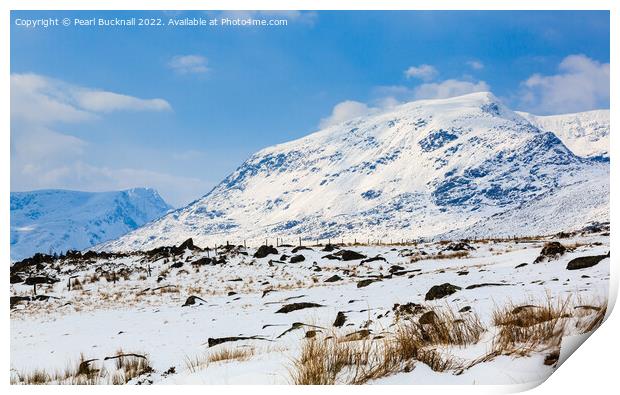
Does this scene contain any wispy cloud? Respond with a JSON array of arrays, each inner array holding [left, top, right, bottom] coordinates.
[[9, 73, 199, 206], [11, 73, 171, 124], [168, 55, 209, 74], [319, 100, 378, 128], [518, 54, 609, 114], [412, 79, 490, 100], [404, 64, 438, 81], [467, 60, 484, 70]]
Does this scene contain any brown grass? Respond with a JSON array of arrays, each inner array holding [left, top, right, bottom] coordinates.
[[10, 351, 152, 385], [491, 297, 571, 356], [112, 349, 154, 384], [207, 346, 255, 363], [290, 305, 482, 384], [410, 251, 470, 263]]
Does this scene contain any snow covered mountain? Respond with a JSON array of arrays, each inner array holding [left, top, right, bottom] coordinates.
[[10, 188, 172, 261], [101, 92, 609, 252], [518, 110, 609, 159]]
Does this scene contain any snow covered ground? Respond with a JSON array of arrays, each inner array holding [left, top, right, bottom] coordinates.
[[10, 227, 610, 385]]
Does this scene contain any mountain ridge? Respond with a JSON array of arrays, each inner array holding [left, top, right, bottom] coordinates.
[[99, 92, 609, 251], [10, 187, 172, 261]]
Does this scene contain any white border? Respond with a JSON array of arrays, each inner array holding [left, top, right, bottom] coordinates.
[[1, 2, 616, 395]]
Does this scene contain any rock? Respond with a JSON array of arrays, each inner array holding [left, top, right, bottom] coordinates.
[[322, 254, 341, 260], [393, 302, 425, 317], [279, 254, 289, 261], [534, 242, 566, 263], [345, 329, 370, 340], [322, 244, 338, 252], [457, 270, 469, 276], [442, 241, 475, 251], [227, 291, 237, 296], [289, 255, 306, 263], [170, 261, 184, 269], [544, 351, 560, 366], [10, 296, 31, 308], [292, 246, 313, 253], [207, 335, 267, 347], [276, 302, 323, 313], [182, 295, 207, 307], [465, 283, 509, 290], [357, 279, 381, 288], [425, 283, 461, 301], [388, 265, 405, 273], [10, 274, 23, 284], [340, 250, 367, 261], [324, 275, 342, 283], [459, 306, 471, 313], [24, 276, 59, 285], [419, 311, 438, 325], [254, 245, 278, 259], [178, 238, 197, 251], [566, 254, 609, 270], [515, 263, 528, 269], [333, 311, 347, 327], [191, 257, 212, 266], [362, 256, 387, 264]]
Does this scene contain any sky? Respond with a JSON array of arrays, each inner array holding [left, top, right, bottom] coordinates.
[[10, 10, 610, 207]]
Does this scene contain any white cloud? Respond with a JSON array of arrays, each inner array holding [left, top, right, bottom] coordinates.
[[9, 73, 201, 205], [74, 90, 171, 112], [467, 60, 484, 70], [404, 64, 438, 81], [11, 73, 172, 124], [322, 76, 491, 127], [413, 79, 490, 100], [319, 100, 377, 128], [11, 74, 95, 125], [519, 54, 609, 114], [168, 55, 209, 74]]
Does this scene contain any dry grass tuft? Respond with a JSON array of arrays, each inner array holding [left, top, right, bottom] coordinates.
[[491, 297, 571, 356], [207, 346, 255, 363], [111, 349, 154, 384], [10, 351, 152, 385], [291, 305, 480, 384]]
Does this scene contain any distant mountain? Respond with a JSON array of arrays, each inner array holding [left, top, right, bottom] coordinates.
[[100, 92, 609, 252], [10, 188, 172, 261], [518, 110, 609, 159]]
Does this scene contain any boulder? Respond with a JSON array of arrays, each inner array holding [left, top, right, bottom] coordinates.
[[534, 242, 566, 263], [340, 250, 367, 261], [324, 275, 342, 283], [254, 245, 278, 259], [425, 283, 461, 301], [566, 254, 609, 270], [182, 295, 207, 307], [357, 279, 380, 288], [442, 242, 474, 251], [289, 255, 306, 263], [276, 302, 323, 314], [333, 311, 347, 327], [292, 246, 313, 253]]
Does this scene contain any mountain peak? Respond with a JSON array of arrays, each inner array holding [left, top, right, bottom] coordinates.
[[100, 94, 608, 252]]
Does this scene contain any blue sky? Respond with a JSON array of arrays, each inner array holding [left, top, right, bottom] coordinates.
[[10, 10, 610, 206]]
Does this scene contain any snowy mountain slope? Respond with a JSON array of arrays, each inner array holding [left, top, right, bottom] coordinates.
[[517, 110, 609, 159], [10, 188, 172, 261], [101, 92, 609, 252]]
